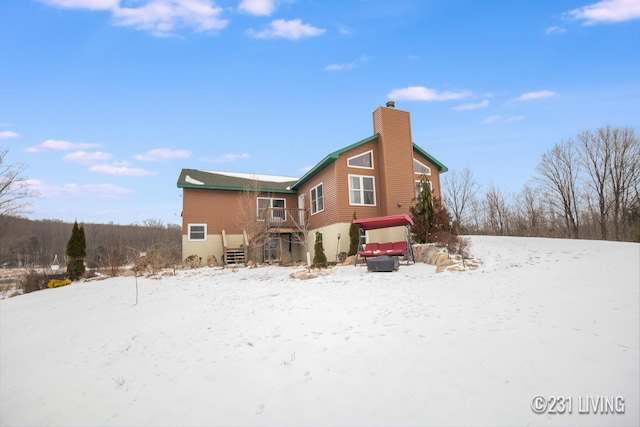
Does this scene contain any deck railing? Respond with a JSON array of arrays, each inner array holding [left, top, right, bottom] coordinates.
[[244, 207, 309, 242]]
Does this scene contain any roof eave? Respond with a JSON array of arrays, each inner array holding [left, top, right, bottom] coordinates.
[[412, 143, 448, 173], [177, 183, 297, 194]]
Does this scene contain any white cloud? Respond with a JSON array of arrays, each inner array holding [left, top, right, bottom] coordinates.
[[201, 153, 250, 163], [248, 19, 326, 40], [0, 131, 20, 139], [26, 139, 100, 153], [514, 90, 557, 101], [453, 100, 489, 111], [112, 0, 229, 36], [239, 0, 276, 16], [63, 151, 112, 164], [388, 86, 471, 102], [568, 0, 640, 24], [546, 25, 567, 35], [25, 179, 134, 198], [482, 115, 524, 125], [134, 148, 191, 162], [325, 55, 370, 71], [89, 164, 155, 176], [37, 0, 117, 9]]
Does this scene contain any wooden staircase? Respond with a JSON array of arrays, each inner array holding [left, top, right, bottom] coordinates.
[[224, 248, 246, 265], [221, 229, 247, 266]]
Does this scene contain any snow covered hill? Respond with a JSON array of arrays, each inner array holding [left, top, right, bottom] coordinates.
[[1, 236, 638, 426]]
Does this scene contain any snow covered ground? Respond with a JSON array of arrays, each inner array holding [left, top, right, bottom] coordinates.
[[1, 236, 638, 426]]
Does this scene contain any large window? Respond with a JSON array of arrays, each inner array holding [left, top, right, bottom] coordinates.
[[349, 175, 376, 206], [188, 224, 207, 241], [310, 183, 324, 215], [414, 158, 431, 175], [257, 198, 286, 221], [347, 150, 374, 169]]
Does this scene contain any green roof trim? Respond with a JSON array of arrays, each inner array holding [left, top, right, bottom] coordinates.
[[290, 134, 380, 190], [177, 135, 447, 194], [413, 143, 448, 173]]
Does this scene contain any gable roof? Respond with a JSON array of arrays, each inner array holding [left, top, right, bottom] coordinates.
[[290, 134, 448, 190], [412, 143, 449, 173], [177, 169, 298, 194], [290, 134, 380, 190], [177, 136, 447, 193]]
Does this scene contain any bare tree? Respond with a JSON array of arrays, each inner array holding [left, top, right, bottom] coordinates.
[[576, 128, 613, 239], [235, 179, 266, 265], [0, 148, 38, 217], [442, 167, 479, 232], [485, 183, 512, 236], [514, 185, 546, 237], [607, 126, 640, 240], [536, 140, 582, 238]]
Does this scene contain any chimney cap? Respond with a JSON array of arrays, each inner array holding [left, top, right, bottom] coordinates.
[[386, 101, 395, 108]]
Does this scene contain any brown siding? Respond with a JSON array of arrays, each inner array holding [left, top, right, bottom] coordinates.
[[297, 163, 338, 231], [334, 139, 382, 223], [374, 107, 416, 216], [181, 188, 298, 235]]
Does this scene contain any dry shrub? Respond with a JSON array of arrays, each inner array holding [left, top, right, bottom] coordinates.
[[430, 231, 471, 257], [20, 269, 48, 294]]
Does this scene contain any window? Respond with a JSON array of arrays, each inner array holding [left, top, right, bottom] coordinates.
[[257, 198, 286, 221], [188, 224, 207, 241], [347, 150, 374, 169], [310, 183, 324, 215], [414, 158, 431, 175], [349, 175, 376, 206]]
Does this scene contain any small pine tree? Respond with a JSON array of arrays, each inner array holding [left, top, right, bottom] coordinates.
[[410, 175, 435, 243], [313, 231, 327, 268], [348, 212, 359, 256], [66, 220, 86, 280]]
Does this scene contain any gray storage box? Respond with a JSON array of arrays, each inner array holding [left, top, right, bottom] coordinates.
[[366, 255, 399, 272]]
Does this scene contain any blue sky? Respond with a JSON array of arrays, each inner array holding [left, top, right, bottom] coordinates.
[[1, 0, 639, 226]]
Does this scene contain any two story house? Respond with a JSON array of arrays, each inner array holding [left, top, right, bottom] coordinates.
[[176, 103, 447, 265]]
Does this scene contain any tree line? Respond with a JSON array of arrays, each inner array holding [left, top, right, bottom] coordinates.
[[0, 215, 181, 271], [442, 126, 640, 242]]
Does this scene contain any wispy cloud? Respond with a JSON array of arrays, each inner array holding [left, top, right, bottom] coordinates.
[[89, 164, 155, 176], [568, 0, 640, 24], [514, 90, 557, 101], [63, 151, 112, 164], [201, 153, 250, 163], [0, 131, 20, 139], [248, 19, 325, 40], [112, 0, 228, 36], [37, 0, 117, 9], [134, 148, 191, 162], [38, 0, 229, 36], [337, 24, 352, 35], [482, 115, 524, 125], [239, 0, 277, 16], [388, 86, 471, 102], [325, 55, 370, 71], [546, 25, 567, 35], [26, 139, 100, 153], [26, 179, 134, 198], [453, 100, 489, 111]]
